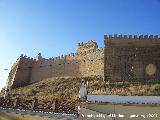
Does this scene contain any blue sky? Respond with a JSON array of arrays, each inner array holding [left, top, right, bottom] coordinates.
[[0, 0, 160, 90]]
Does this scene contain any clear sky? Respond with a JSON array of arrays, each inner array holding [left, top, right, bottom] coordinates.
[[0, 0, 160, 90]]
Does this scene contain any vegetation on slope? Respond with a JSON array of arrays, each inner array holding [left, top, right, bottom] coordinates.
[[88, 80, 160, 96], [7, 76, 160, 102], [8, 77, 82, 101]]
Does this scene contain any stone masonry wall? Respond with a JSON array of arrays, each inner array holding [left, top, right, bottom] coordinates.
[[104, 35, 160, 82], [6, 60, 19, 89], [6, 55, 35, 89], [30, 42, 104, 83], [6, 40, 104, 88]]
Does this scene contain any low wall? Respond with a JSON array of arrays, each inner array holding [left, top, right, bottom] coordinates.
[[87, 95, 160, 104], [0, 97, 77, 114]]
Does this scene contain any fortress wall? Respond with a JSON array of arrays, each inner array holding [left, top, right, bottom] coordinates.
[[77, 40, 98, 54], [30, 48, 104, 83], [107, 35, 160, 47], [30, 54, 82, 83], [81, 48, 104, 77], [104, 35, 160, 82], [6, 61, 19, 89], [11, 56, 35, 88], [6, 35, 160, 89], [77, 41, 104, 77], [7, 40, 103, 89]]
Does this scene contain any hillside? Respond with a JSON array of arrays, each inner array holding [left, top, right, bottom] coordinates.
[[7, 76, 160, 102], [88, 81, 160, 96], [8, 77, 82, 101], [7, 76, 102, 102]]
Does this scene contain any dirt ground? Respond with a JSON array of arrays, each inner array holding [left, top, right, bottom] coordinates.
[[0, 112, 60, 120]]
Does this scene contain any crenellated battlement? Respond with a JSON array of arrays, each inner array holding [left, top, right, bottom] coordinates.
[[49, 53, 77, 61], [44, 42, 101, 63], [11, 54, 36, 70], [77, 40, 98, 54], [78, 40, 97, 46], [12, 42, 104, 69], [104, 34, 160, 47], [19, 54, 36, 62], [104, 34, 160, 39]]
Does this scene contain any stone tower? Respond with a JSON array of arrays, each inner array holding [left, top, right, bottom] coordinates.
[[77, 40, 98, 54], [6, 54, 35, 89], [104, 35, 160, 82]]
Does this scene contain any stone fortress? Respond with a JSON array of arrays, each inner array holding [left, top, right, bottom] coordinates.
[[6, 40, 104, 89], [6, 34, 160, 89]]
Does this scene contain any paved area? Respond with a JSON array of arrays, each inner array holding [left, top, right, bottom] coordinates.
[[0, 107, 77, 120], [79, 103, 160, 120]]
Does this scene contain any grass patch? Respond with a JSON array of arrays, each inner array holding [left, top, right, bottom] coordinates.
[[8, 76, 103, 101], [88, 81, 160, 96]]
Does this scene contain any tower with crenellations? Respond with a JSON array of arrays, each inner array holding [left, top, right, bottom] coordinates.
[[104, 34, 160, 82], [6, 54, 35, 89]]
